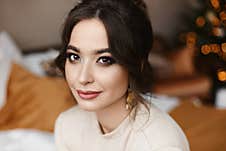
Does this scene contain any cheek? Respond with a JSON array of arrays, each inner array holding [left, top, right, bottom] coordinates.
[[95, 67, 129, 93], [65, 62, 78, 86]]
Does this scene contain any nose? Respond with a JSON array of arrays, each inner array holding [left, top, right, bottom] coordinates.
[[78, 62, 94, 85]]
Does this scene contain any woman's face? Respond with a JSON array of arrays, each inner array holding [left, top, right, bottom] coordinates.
[[65, 18, 129, 111]]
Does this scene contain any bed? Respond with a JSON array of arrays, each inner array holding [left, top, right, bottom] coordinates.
[[1, 31, 226, 151], [0, 31, 76, 151]]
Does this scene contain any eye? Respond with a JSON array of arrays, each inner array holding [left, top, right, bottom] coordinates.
[[97, 56, 116, 65], [66, 52, 80, 63]]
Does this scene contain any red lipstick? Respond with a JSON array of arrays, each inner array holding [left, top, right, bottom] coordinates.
[[77, 90, 101, 100]]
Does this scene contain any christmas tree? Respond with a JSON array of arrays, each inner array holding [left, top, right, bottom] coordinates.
[[177, 0, 226, 104]]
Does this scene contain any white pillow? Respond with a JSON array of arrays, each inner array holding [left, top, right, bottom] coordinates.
[[0, 129, 56, 151], [216, 88, 226, 109], [0, 31, 22, 109], [0, 31, 22, 63], [0, 58, 11, 109], [142, 93, 180, 112], [22, 49, 59, 76]]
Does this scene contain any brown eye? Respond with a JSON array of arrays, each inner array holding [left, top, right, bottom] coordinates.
[[97, 56, 116, 65], [66, 53, 80, 63]]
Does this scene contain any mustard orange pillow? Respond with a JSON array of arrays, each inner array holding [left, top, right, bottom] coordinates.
[[0, 63, 76, 132]]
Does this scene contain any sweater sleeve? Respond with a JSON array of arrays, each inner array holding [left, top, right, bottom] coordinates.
[[54, 114, 70, 151]]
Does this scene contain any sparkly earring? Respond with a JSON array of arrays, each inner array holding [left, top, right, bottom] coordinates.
[[126, 90, 135, 110]]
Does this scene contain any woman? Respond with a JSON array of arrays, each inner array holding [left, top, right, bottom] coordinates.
[[54, 0, 190, 150]]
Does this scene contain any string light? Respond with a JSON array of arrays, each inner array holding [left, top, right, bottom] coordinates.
[[217, 70, 226, 81], [201, 44, 211, 55], [206, 11, 221, 26], [179, 0, 226, 76], [221, 43, 226, 61], [196, 16, 206, 27], [186, 32, 197, 47], [210, 43, 221, 53], [221, 43, 226, 53], [219, 11, 226, 26], [212, 27, 225, 37], [210, 0, 221, 10]]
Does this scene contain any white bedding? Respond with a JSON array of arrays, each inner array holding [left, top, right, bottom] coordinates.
[[0, 31, 22, 109], [0, 31, 58, 110], [0, 32, 180, 151], [0, 58, 11, 109], [0, 31, 226, 151], [0, 129, 56, 151], [216, 88, 226, 109]]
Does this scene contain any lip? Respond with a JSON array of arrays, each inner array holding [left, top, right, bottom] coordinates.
[[76, 90, 102, 100]]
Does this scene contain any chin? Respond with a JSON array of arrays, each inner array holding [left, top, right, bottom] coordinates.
[[77, 101, 103, 112]]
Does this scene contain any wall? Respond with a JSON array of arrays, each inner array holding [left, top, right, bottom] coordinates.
[[145, 0, 191, 45], [0, 0, 191, 51], [0, 0, 76, 50]]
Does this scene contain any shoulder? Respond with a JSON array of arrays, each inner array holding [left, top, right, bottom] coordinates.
[[55, 105, 91, 130], [132, 102, 190, 151], [54, 105, 92, 145]]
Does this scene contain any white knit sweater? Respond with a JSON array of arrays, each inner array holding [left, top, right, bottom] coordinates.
[[54, 102, 190, 151]]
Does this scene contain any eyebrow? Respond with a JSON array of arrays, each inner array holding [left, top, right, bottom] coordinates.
[[67, 45, 110, 54]]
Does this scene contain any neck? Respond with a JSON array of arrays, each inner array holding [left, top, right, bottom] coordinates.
[[95, 95, 130, 134]]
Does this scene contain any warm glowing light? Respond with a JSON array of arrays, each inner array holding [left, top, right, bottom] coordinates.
[[201, 44, 211, 55], [222, 43, 226, 53], [206, 11, 220, 26], [186, 32, 197, 47], [220, 11, 226, 21], [210, 0, 220, 10], [210, 43, 221, 53], [212, 27, 224, 37], [196, 16, 206, 27], [218, 70, 226, 82]]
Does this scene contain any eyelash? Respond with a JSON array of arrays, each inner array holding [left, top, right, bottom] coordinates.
[[66, 52, 116, 66], [66, 53, 80, 63], [97, 56, 116, 65]]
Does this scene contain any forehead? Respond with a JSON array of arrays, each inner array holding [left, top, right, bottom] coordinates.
[[69, 18, 109, 53]]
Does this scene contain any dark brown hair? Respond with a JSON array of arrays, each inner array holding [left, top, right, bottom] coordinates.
[[55, 0, 153, 97]]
